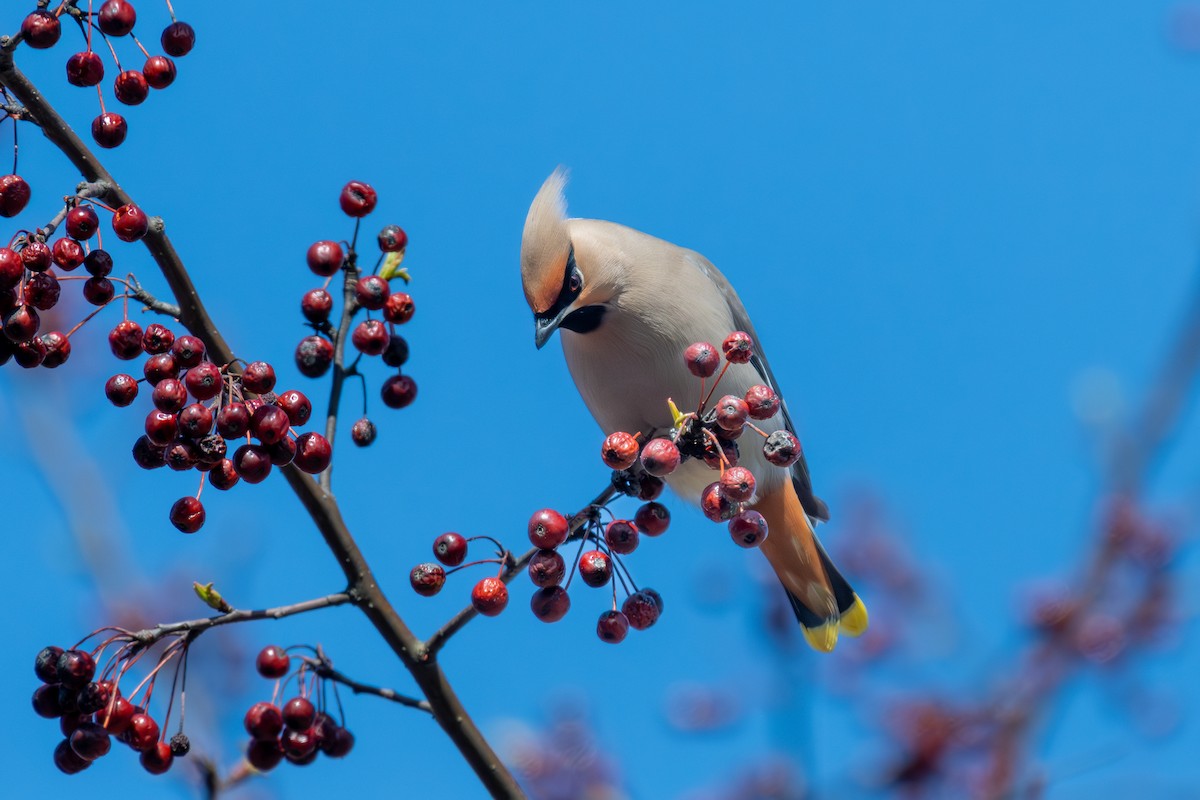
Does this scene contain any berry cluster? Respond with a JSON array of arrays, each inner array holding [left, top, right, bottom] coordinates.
[[604, 331, 800, 549], [20, 1, 196, 149], [31, 640, 191, 776], [409, 532, 516, 616], [294, 180, 416, 447], [103, 318, 332, 532], [242, 645, 355, 771]]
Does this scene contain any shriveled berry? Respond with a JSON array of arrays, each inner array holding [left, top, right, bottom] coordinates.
[[382, 291, 414, 324], [604, 519, 639, 555], [234, 444, 272, 483], [528, 508, 569, 549], [410, 562, 445, 596], [256, 645, 290, 678], [244, 702, 283, 741], [293, 432, 331, 474], [728, 509, 768, 548], [83, 276, 115, 305], [91, 113, 128, 148], [351, 417, 376, 446], [51, 237, 84, 269], [380, 373, 417, 408], [108, 320, 143, 359], [194, 433, 226, 464], [171, 334, 205, 367], [355, 274, 390, 310], [208, 459, 239, 490], [126, 713, 159, 752], [70, 722, 111, 761], [634, 501, 670, 536], [703, 436, 739, 470], [530, 586, 571, 622], [700, 482, 736, 522], [684, 341, 720, 378], [113, 70, 149, 105], [35, 646, 64, 683], [597, 610, 630, 643], [169, 733, 190, 757], [339, 180, 377, 217], [22, 11, 61, 49], [141, 322, 174, 353], [622, 591, 662, 629], [745, 384, 781, 420], [601, 431, 639, 470], [143, 55, 175, 89], [722, 331, 754, 364], [112, 203, 149, 241], [54, 739, 91, 775], [247, 739, 283, 771], [720, 466, 756, 503], [378, 224, 408, 252], [25, 271, 61, 310], [300, 288, 333, 322], [66, 206, 100, 240], [381, 334, 409, 367], [352, 318, 389, 355], [295, 334, 334, 377], [140, 741, 174, 774], [217, 403, 251, 437], [241, 360, 276, 393], [528, 549, 565, 587], [143, 352, 178, 384], [471, 576, 509, 616], [66, 51, 105, 86], [152, 378, 187, 412], [160, 21, 195, 56], [283, 696, 316, 731], [715, 394, 749, 432], [56, 649, 95, 687], [98, 0, 137, 36], [169, 496, 205, 533], [183, 361, 222, 400], [579, 550, 612, 588], [21, 240, 52, 272], [763, 430, 801, 467], [639, 437, 680, 477], [306, 240, 343, 276], [433, 532, 468, 566]]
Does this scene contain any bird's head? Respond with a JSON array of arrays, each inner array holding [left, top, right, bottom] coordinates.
[[520, 169, 610, 349]]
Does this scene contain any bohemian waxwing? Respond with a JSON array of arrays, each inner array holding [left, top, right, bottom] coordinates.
[[520, 169, 867, 652]]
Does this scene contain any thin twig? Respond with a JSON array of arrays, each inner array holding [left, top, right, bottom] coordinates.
[[300, 654, 432, 713], [130, 593, 353, 646]]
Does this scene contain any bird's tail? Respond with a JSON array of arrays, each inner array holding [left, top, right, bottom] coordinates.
[[754, 482, 868, 652]]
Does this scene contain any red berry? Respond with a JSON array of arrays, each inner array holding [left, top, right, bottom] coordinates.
[[98, 0, 137, 36], [380, 374, 417, 408], [247, 739, 283, 771], [351, 417, 376, 446], [639, 437, 680, 477], [169, 496, 205, 533], [634, 502, 670, 536], [295, 334, 334, 377], [4, 305, 39, 342], [410, 562, 446, 596], [114, 70, 149, 105], [382, 291, 415, 324], [715, 394, 749, 432], [305, 240, 343, 276], [233, 443, 272, 483], [99, 696, 136, 735], [0, 174, 30, 218], [471, 577, 509, 616], [700, 482, 736, 522], [684, 341, 720, 378], [64, 206, 99, 240], [56, 649, 95, 687], [126, 713, 159, 752], [703, 436, 739, 470], [171, 334, 205, 367], [728, 509, 768, 548], [300, 288, 333, 322], [140, 741, 174, 774], [21, 240, 52, 272], [66, 51, 105, 86], [256, 645, 290, 678], [604, 519, 640, 555], [636, 473, 664, 501], [352, 318, 390, 355], [762, 430, 801, 467], [141, 322, 175, 353], [528, 508, 569, 549], [721, 331, 754, 364], [623, 591, 662, 629], [339, 180, 377, 217], [143, 55, 176, 89], [70, 722, 111, 761], [108, 320, 143, 359], [250, 405, 290, 445], [381, 334, 409, 367], [112, 203, 149, 241], [54, 740, 91, 775], [530, 586, 571, 622], [283, 696, 316, 731], [51, 237, 84, 269], [143, 352, 178, 384], [83, 276, 115, 305], [354, 274, 390, 309], [378, 224, 408, 252], [241, 360, 276, 393], [178, 403, 213, 437], [208, 458, 239, 490], [244, 701, 284, 741], [183, 361, 222, 400], [160, 21, 195, 57], [131, 436, 166, 470], [217, 402, 251, 437], [601, 431, 639, 470], [528, 548, 565, 587], [579, 550, 612, 588], [596, 610, 629, 643], [35, 646, 63, 683], [745, 385, 781, 420], [143, 409, 177, 445], [293, 432, 331, 474], [91, 113, 128, 148], [0, 248, 20, 290], [22, 11, 61, 49], [322, 726, 355, 758], [26, 272, 61, 310], [277, 389, 312, 425], [32, 684, 63, 718], [433, 532, 468, 566], [151, 377, 186, 412], [282, 728, 318, 762], [719, 466, 756, 503]]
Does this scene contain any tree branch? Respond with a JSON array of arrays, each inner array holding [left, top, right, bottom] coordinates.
[[129, 593, 353, 647], [320, 261, 360, 492], [300, 654, 432, 713]]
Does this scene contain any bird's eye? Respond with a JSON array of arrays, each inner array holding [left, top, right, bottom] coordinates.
[[568, 269, 583, 295]]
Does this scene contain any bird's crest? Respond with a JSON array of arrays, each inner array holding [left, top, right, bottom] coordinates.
[[521, 168, 573, 314]]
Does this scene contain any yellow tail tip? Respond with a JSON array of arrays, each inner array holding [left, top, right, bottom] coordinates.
[[839, 595, 869, 637], [801, 621, 839, 653]]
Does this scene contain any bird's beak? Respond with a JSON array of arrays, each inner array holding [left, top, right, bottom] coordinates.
[[534, 306, 572, 350]]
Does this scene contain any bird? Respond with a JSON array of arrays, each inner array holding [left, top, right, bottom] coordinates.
[[519, 169, 867, 652]]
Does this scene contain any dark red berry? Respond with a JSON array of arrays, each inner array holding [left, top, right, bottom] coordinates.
[[528, 549, 565, 587], [305, 240, 343, 276], [113, 70, 149, 105], [160, 21, 195, 57], [295, 334, 334, 377], [70, 722, 111, 761], [140, 741, 174, 774], [83, 277, 115, 305], [143, 352, 178, 384], [530, 586, 571, 622], [637, 473, 665, 501], [143, 55, 175, 89], [579, 550, 612, 588], [98, 0, 137, 36], [247, 739, 283, 771], [293, 432, 331, 474], [322, 726, 355, 758], [282, 727, 318, 762], [66, 205, 100, 240], [183, 361, 222, 400], [22, 11, 61, 49], [378, 224, 407, 252], [410, 562, 446, 597], [351, 417, 376, 446], [32, 684, 63, 718], [141, 322, 175, 353], [108, 320, 143, 359], [163, 440, 197, 471], [622, 591, 662, 630], [382, 291, 414, 324], [66, 51, 105, 87], [596, 610, 630, 643], [355, 274, 390, 310], [283, 697, 316, 731], [729, 509, 768, 548], [380, 373, 417, 408], [250, 404, 290, 445], [143, 409, 177, 445], [721, 331, 754, 364], [0, 174, 30, 218], [38, 331, 70, 368], [26, 272, 61, 310], [195, 434, 226, 466], [21, 240, 52, 272], [339, 180, 377, 217], [35, 646, 64, 683], [352, 318, 389, 355], [300, 288, 333, 322], [56, 649, 95, 687], [99, 696, 136, 735], [217, 402, 251, 437], [684, 341, 720, 378], [745, 385, 780, 420], [381, 334, 409, 367], [233, 444, 272, 483], [433, 532, 468, 566], [471, 577, 509, 616], [244, 701, 284, 741], [700, 482, 736, 522], [151, 377, 186, 412], [240, 360, 276, 393], [51, 237, 84, 269], [634, 501, 670, 536], [275, 390, 311, 426], [178, 403, 213, 437], [715, 394, 749, 432], [719, 466, 756, 503], [601, 431, 639, 470], [171, 334, 205, 367], [12, 337, 45, 368], [256, 645, 290, 678], [91, 113, 128, 148], [113, 203, 149, 240], [639, 437, 680, 477], [763, 430, 801, 467], [169, 496, 205, 533], [54, 740, 91, 775], [208, 458, 239, 490], [0, 249, 19, 291], [131, 435, 166, 469], [604, 519, 640, 555], [528, 508, 569, 549]]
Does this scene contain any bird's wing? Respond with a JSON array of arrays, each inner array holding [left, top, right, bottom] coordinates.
[[685, 251, 830, 523]]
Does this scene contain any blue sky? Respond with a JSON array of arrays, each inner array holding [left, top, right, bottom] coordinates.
[[4, 1, 1200, 796]]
